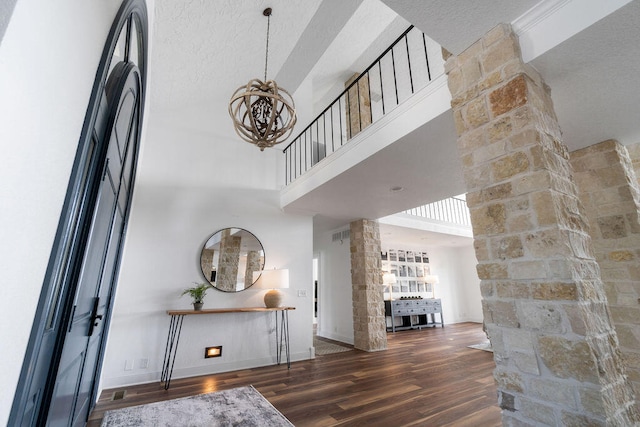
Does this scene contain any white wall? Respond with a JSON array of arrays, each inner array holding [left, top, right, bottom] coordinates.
[[100, 107, 315, 389], [380, 241, 483, 325], [313, 226, 354, 343], [0, 1, 123, 423], [425, 245, 483, 324]]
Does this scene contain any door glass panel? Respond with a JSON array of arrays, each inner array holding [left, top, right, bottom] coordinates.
[[130, 17, 140, 67], [107, 22, 128, 77], [46, 136, 97, 330]]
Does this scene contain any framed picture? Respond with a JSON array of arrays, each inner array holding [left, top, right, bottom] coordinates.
[[389, 249, 397, 262], [399, 265, 407, 277], [398, 250, 406, 262], [390, 264, 398, 276], [406, 251, 415, 263], [381, 251, 388, 261]]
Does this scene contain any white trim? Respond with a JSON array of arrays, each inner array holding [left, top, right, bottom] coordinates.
[[100, 350, 311, 389], [513, 0, 634, 62]]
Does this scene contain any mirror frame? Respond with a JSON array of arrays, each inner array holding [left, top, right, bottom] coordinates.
[[200, 227, 265, 292]]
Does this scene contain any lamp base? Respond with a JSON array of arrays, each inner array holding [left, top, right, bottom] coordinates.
[[264, 289, 283, 308]]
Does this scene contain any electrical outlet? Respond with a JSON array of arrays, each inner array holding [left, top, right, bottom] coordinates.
[[297, 289, 308, 297], [124, 359, 134, 371], [139, 358, 149, 369]]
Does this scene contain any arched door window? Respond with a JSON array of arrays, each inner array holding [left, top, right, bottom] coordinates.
[[9, 1, 147, 425]]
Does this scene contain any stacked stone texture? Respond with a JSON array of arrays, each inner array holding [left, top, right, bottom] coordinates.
[[628, 143, 640, 188], [345, 73, 372, 139], [244, 250, 261, 289], [201, 248, 215, 281], [571, 139, 640, 402], [217, 230, 241, 292], [445, 24, 639, 425], [349, 219, 387, 352]]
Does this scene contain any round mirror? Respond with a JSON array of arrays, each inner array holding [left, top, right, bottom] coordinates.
[[200, 228, 265, 292]]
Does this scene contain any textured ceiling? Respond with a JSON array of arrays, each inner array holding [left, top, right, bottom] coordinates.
[[151, 0, 323, 112], [380, 0, 539, 54], [531, 0, 640, 151]]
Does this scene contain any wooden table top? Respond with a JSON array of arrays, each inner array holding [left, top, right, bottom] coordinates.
[[167, 306, 296, 316]]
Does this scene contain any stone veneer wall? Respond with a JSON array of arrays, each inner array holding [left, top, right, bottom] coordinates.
[[627, 142, 640, 188], [345, 73, 372, 139], [349, 219, 387, 352], [445, 23, 639, 425], [217, 229, 241, 292], [244, 250, 261, 289], [201, 248, 215, 282], [571, 139, 640, 401]]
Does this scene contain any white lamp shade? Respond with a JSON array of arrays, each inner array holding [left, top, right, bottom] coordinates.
[[252, 269, 289, 289], [383, 273, 397, 285], [423, 275, 439, 284]]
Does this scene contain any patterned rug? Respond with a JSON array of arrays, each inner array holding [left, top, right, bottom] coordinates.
[[101, 386, 293, 426], [314, 337, 353, 355]]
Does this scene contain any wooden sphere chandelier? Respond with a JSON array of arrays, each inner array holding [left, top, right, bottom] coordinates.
[[229, 8, 297, 151]]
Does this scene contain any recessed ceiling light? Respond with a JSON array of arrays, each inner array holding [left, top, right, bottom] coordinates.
[[390, 186, 404, 193]]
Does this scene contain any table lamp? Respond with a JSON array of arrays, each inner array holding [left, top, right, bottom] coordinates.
[[423, 275, 439, 298], [253, 269, 289, 308], [383, 273, 397, 300]]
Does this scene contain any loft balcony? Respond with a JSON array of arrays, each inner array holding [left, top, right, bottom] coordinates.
[[281, 27, 463, 222]]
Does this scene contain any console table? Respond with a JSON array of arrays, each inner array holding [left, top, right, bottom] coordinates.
[[385, 299, 444, 332], [161, 306, 295, 389]]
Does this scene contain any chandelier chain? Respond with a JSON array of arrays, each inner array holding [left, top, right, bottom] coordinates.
[[264, 13, 270, 81]]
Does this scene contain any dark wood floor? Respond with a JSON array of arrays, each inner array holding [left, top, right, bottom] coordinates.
[[88, 322, 500, 426]]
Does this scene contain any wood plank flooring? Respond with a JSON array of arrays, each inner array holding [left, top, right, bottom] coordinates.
[[88, 322, 500, 426]]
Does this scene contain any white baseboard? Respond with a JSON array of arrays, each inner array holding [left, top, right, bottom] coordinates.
[[100, 350, 311, 390]]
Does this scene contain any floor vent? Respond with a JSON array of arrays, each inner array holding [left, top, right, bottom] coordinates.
[[111, 390, 127, 401]]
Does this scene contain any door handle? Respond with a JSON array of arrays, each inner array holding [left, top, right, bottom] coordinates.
[[88, 297, 102, 337], [94, 314, 103, 327]]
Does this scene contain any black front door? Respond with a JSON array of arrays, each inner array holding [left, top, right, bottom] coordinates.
[[47, 62, 142, 426], [8, 2, 147, 425]]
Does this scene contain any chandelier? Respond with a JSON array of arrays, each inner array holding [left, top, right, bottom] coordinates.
[[229, 8, 297, 151]]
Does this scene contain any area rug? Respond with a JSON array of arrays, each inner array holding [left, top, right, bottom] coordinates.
[[101, 385, 293, 426], [314, 337, 353, 355], [468, 341, 493, 352]]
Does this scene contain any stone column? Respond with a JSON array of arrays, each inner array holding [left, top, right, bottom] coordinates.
[[200, 248, 215, 282], [244, 250, 261, 288], [217, 229, 241, 292], [627, 142, 640, 188], [346, 73, 372, 139], [350, 219, 387, 352], [445, 24, 639, 425], [571, 139, 640, 400]]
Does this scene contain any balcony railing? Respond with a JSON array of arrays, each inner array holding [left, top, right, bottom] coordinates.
[[404, 197, 471, 227], [283, 25, 439, 185]]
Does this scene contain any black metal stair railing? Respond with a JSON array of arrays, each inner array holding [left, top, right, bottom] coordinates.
[[283, 25, 438, 185]]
